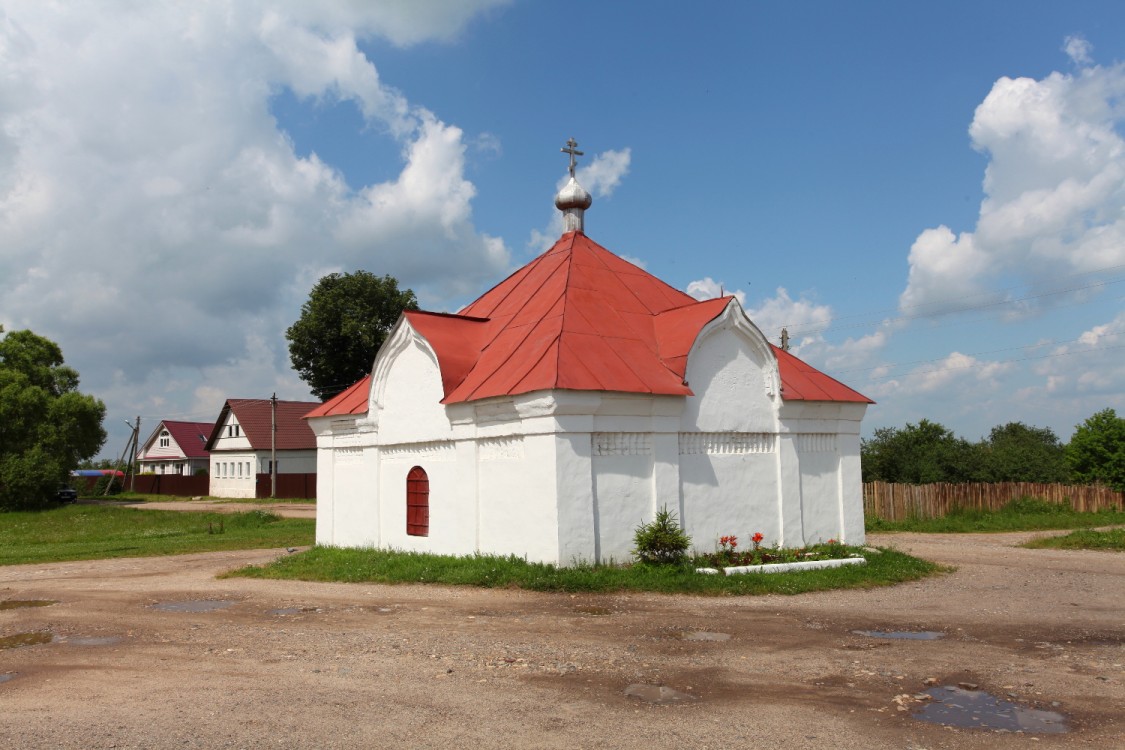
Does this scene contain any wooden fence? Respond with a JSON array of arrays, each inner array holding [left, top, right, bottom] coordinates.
[[863, 481, 1124, 521], [78, 473, 317, 500]]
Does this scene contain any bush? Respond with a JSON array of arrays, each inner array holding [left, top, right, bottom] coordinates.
[[1002, 496, 1070, 515], [92, 474, 122, 496], [633, 507, 691, 565]]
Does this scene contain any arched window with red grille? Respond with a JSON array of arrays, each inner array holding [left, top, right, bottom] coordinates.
[[406, 466, 429, 537]]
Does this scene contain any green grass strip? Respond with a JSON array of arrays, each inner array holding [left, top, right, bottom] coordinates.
[[224, 545, 942, 596], [1022, 528, 1125, 551], [866, 497, 1125, 533], [0, 504, 314, 566]]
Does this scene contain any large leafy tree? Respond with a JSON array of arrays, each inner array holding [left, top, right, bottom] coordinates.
[[1066, 408, 1125, 491], [286, 271, 418, 400], [978, 421, 1069, 483], [0, 328, 106, 510], [861, 419, 981, 484]]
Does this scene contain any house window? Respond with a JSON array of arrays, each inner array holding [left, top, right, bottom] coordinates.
[[406, 466, 429, 537], [159, 430, 170, 448], [237, 462, 242, 477]]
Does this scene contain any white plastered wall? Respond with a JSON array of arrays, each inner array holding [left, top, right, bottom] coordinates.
[[313, 305, 868, 565]]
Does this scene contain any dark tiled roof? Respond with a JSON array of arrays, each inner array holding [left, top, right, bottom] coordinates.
[[205, 399, 321, 451]]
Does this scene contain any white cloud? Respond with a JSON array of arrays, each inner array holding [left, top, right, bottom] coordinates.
[[0, 2, 511, 452], [900, 49, 1125, 315], [1064, 35, 1093, 66], [685, 277, 746, 305], [745, 287, 832, 353], [868, 351, 1014, 398]]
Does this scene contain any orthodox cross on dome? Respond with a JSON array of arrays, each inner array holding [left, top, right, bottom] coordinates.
[[561, 137, 584, 177], [555, 137, 592, 234]]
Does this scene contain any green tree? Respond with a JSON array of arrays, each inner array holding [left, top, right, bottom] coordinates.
[[1066, 408, 1125, 491], [286, 271, 418, 400], [0, 328, 107, 510], [978, 422, 1069, 483], [861, 419, 981, 484]]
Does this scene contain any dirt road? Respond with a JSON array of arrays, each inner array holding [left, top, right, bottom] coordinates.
[[1, 532, 1121, 749], [90, 498, 317, 519]]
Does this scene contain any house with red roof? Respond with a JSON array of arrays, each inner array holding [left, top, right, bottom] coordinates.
[[136, 420, 213, 476], [205, 398, 320, 498], [306, 143, 872, 565]]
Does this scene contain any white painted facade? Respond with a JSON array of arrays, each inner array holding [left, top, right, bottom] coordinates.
[[208, 410, 317, 498], [136, 423, 210, 476], [310, 300, 868, 565]]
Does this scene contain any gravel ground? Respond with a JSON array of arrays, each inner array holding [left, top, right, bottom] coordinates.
[[0, 531, 1121, 749]]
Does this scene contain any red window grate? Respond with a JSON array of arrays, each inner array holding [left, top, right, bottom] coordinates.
[[406, 466, 429, 537]]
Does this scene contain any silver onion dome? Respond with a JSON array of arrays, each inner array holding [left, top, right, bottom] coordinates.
[[556, 138, 591, 233]]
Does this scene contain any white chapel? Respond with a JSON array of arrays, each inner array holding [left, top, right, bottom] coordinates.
[[306, 141, 872, 565]]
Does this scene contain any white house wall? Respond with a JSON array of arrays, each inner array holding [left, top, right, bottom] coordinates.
[[209, 449, 317, 499], [209, 452, 256, 498], [211, 413, 251, 451]]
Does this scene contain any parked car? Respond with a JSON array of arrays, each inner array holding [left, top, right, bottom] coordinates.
[[54, 485, 78, 504]]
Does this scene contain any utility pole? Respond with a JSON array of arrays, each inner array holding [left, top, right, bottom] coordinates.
[[270, 392, 277, 499], [129, 416, 140, 492]]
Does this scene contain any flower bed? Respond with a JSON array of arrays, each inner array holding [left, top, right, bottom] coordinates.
[[694, 534, 866, 576], [697, 555, 866, 576]]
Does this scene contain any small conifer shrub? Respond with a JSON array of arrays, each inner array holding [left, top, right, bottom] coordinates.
[[633, 507, 692, 565]]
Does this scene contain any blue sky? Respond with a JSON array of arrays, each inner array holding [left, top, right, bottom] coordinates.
[[2, 1, 1124, 458]]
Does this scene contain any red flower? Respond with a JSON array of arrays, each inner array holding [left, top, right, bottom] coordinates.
[[751, 532, 764, 544]]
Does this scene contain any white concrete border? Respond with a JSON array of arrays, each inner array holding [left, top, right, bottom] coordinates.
[[696, 555, 866, 576]]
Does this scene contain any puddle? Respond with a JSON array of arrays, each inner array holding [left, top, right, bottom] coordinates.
[[624, 684, 699, 704], [574, 605, 612, 616], [152, 600, 236, 613], [914, 686, 1067, 733], [681, 631, 731, 642], [0, 631, 53, 650], [269, 607, 320, 616], [0, 600, 57, 611], [853, 630, 944, 640], [0, 673, 15, 683], [59, 636, 123, 647]]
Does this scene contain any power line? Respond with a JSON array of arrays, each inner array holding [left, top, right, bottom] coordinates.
[[859, 344, 1125, 384], [834, 325, 1125, 376]]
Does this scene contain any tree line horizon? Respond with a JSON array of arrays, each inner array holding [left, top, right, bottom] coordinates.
[[861, 411, 1125, 492]]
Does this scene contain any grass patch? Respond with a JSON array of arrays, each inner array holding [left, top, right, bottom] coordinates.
[[224, 545, 942, 596], [87, 493, 316, 505], [1022, 528, 1125, 551], [866, 496, 1125, 533], [0, 505, 314, 566]]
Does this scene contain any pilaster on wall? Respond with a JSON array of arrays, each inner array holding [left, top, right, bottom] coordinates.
[[555, 433, 597, 565], [651, 433, 682, 522], [777, 433, 804, 547], [838, 433, 865, 544], [454, 439, 481, 553], [315, 446, 334, 545]]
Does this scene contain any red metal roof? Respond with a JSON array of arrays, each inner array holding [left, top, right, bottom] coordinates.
[[771, 346, 874, 403], [205, 399, 321, 451], [305, 376, 371, 419], [159, 420, 213, 458], [309, 231, 871, 417]]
